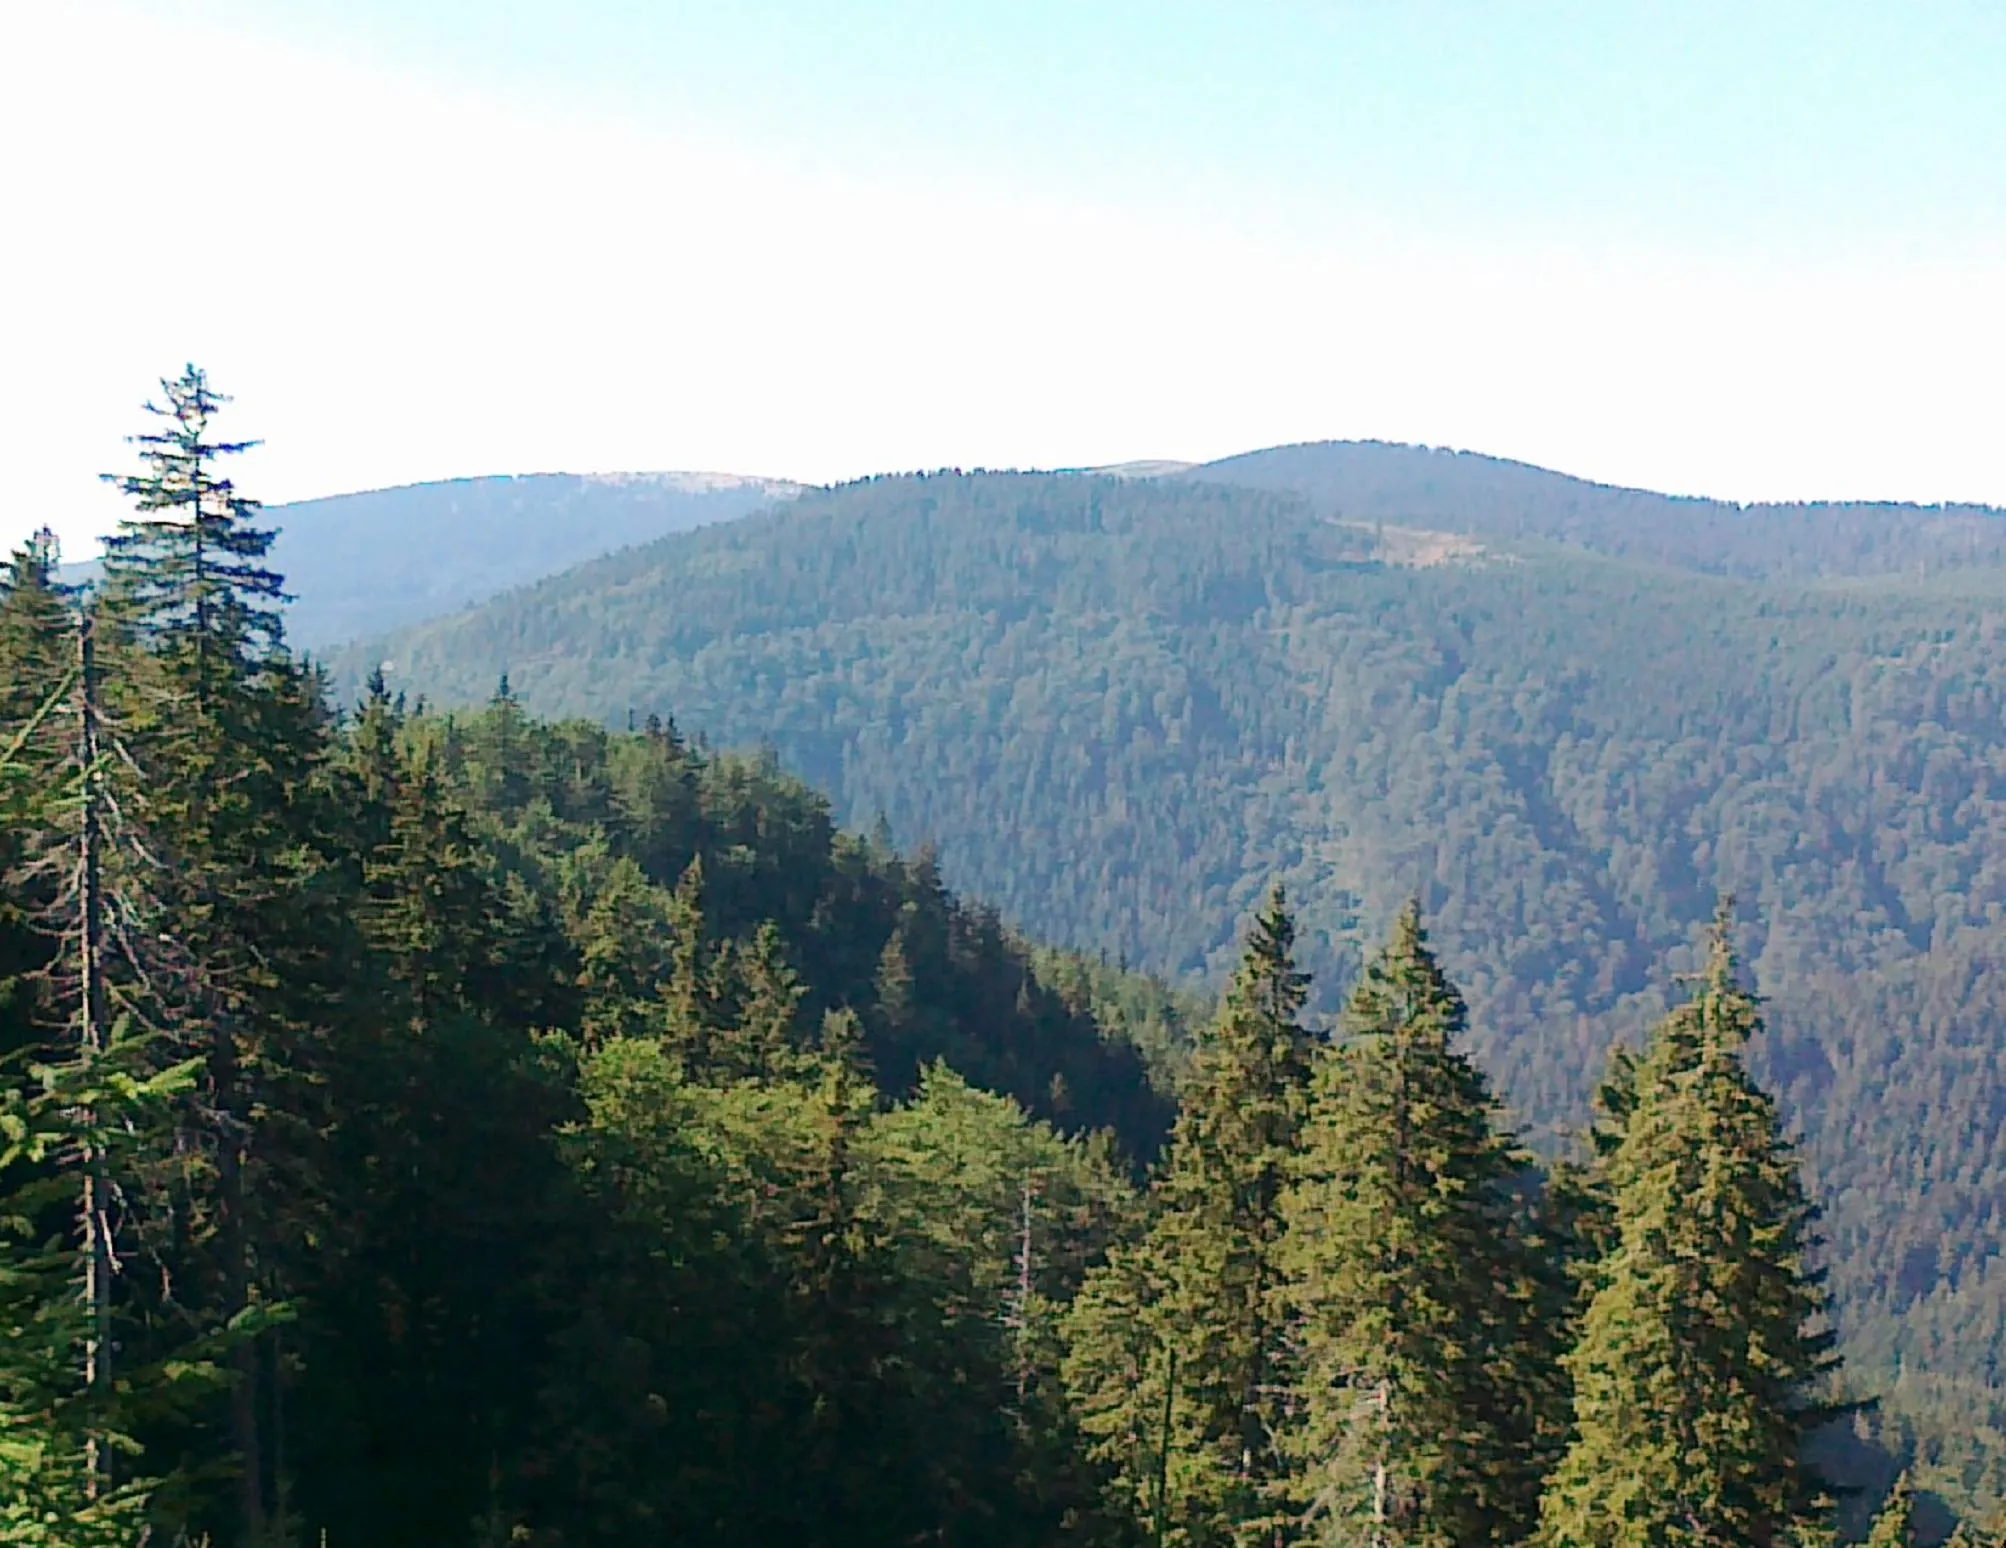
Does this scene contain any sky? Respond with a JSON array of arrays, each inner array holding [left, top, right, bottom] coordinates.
[[5, 1, 2006, 555]]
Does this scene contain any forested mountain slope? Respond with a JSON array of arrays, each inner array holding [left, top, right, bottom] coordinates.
[[89, 438, 1990, 652], [341, 469, 2006, 1477], [1193, 439, 2006, 580], [67, 470, 801, 647]]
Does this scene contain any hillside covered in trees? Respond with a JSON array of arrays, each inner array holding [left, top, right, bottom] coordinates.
[[342, 467, 2006, 1506], [1188, 440, 2006, 581], [72, 435, 2004, 657], [6, 373, 2004, 1544]]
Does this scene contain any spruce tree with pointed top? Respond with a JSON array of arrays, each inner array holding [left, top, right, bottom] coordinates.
[[717, 920, 812, 1081], [660, 854, 718, 1067], [100, 367, 286, 659], [98, 365, 342, 1543], [1536, 903, 1839, 1548], [1865, 1473, 1918, 1548], [1278, 901, 1562, 1547], [1063, 885, 1315, 1546], [871, 924, 920, 1073], [467, 674, 534, 815], [573, 856, 672, 1048]]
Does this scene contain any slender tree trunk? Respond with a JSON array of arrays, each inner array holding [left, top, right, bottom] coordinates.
[[1372, 1378, 1391, 1548], [77, 609, 113, 1492], [221, 1047, 264, 1542], [186, 485, 265, 1543], [1010, 1173, 1036, 1408]]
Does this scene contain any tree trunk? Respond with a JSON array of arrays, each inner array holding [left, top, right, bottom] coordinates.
[[77, 610, 113, 1492]]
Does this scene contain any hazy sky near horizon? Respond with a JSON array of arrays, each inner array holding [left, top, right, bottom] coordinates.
[[5, 1, 2006, 554]]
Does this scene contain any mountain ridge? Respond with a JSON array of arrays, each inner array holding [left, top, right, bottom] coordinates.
[[59, 438, 2004, 649], [1187, 439, 2006, 580]]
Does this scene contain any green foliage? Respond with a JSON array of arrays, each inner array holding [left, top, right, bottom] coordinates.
[[1063, 888, 1314, 1546], [1865, 1473, 1918, 1548], [12, 388, 2005, 1546], [0, 1055, 182, 1548], [1536, 917, 1839, 1548], [1278, 903, 1560, 1546], [336, 466, 2006, 1487]]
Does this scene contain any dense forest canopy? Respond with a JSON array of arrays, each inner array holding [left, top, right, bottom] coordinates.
[[6, 376, 2003, 1544], [339, 467, 2006, 1512]]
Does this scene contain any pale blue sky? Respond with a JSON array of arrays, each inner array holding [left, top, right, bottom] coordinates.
[[209, 0, 2006, 244], [5, 2, 2005, 552]]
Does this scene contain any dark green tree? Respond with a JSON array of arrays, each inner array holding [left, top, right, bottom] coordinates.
[[0, 1052, 179, 1547], [659, 855, 719, 1067], [1536, 909, 1839, 1548], [573, 855, 672, 1047], [1278, 902, 1561, 1547], [0, 568, 223, 1543], [100, 365, 345, 1544], [1064, 886, 1314, 1546], [0, 534, 74, 1059], [775, 1008, 920, 1546], [290, 675, 575, 1546]]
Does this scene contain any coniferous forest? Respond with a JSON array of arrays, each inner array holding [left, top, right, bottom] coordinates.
[[347, 452, 2006, 1516], [2, 372, 1999, 1546]]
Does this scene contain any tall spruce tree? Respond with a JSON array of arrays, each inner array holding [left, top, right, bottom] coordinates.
[[100, 365, 342, 1544], [1063, 886, 1314, 1546], [660, 855, 719, 1066], [0, 533, 71, 750], [0, 538, 227, 1544], [717, 920, 813, 1081], [1278, 902, 1560, 1547], [1536, 907, 1838, 1548]]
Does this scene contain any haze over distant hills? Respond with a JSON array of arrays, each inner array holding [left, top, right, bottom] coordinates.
[[271, 470, 806, 647], [324, 449, 2006, 1493], [67, 469, 803, 649]]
